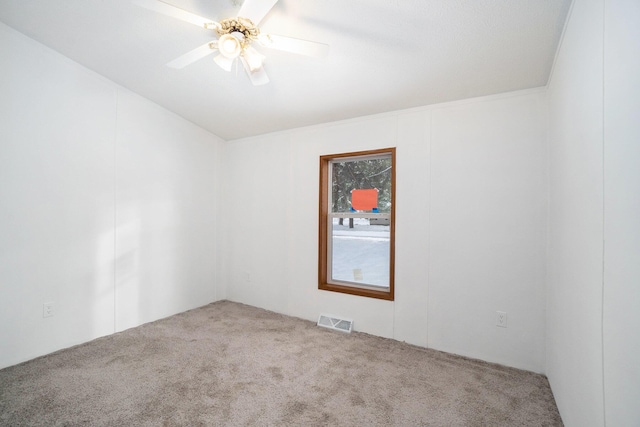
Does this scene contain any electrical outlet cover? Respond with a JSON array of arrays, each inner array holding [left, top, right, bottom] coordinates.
[[43, 302, 55, 318], [496, 311, 507, 328]]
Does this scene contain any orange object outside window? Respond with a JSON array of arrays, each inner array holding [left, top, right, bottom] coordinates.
[[351, 188, 378, 211]]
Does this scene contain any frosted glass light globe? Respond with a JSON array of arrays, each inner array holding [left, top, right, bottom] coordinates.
[[218, 34, 241, 58]]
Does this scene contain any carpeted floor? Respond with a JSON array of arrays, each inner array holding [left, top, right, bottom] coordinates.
[[0, 301, 562, 426]]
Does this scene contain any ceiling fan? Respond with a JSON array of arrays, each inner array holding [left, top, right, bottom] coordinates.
[[134, 0, 329, 85]]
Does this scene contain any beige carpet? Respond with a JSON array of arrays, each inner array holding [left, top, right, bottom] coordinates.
[[0, 301, 562, 426]]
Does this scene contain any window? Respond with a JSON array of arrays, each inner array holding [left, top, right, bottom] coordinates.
[[319, 148, 395, 300]]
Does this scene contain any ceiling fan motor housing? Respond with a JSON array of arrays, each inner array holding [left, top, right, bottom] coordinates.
[[217, 17, 260, 45]]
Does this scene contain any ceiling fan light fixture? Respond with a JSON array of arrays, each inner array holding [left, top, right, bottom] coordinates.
[[218, 33, 242, 59], [213, 53, 235, 72], [241, 57, 270, 86], [242, 46, 265, 72]]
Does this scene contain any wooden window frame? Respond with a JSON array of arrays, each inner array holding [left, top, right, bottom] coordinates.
[[318, 147, 395, 301]]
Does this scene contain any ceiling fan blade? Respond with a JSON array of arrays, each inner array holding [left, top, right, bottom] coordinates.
[[166, 41, 216, 69], [134, 0, 218, 28], [241, 57, 270, 86], [260, 34, 329, 58], [237, 0, 278, 25]]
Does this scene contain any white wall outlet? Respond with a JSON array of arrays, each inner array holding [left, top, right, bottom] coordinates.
[[496, 311, 507, 328], [43, 302, 55, 318]]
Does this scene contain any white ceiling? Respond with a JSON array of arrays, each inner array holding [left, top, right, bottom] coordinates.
[[0, 0, 571, 140]]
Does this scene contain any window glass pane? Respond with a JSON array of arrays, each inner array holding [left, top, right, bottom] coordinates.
[[331, 157, 392, 213], [331, 218, 390, 288]]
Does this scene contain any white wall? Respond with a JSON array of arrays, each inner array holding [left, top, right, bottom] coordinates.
[[115, 91, 222, 330], [0, 22, 224, 369], [546, 0, 640, 425], [602, 0, 640, 425], [429, 93, 547, 371], [546, 0, 605, 425], [224, 89, 548, 373]]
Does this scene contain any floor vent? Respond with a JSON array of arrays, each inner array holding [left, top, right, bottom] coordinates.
[[317, 314, 353, 333]]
